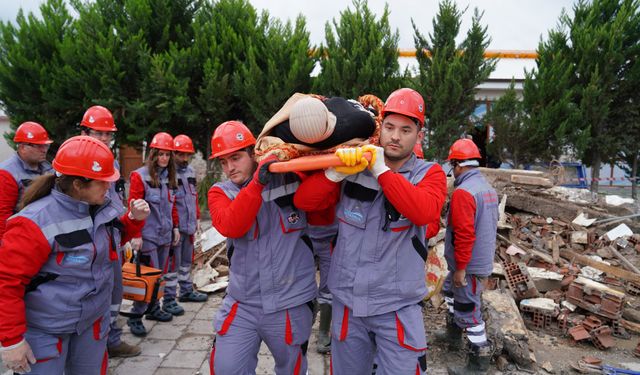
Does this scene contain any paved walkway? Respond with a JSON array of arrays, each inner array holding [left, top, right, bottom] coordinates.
[[105, 295, 331, 375], [1, 292, 452, 375]]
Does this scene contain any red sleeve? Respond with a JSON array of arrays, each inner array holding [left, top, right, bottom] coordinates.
[[377, 164, 447, 226], [449, 189, 476, 271], [307, 207, 336, 226], [128, 172, 145, 205], [171, 196, 179, 227], [293, 171, 340, 212], [0, 171, 19, 241], [119, 213, 144, 244], [208, 181, 264, 238], [0, 217, 50, 346], [426, 217, 440, 240]]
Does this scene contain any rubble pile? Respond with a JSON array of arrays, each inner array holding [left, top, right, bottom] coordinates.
[[191, 226, 230, 293], [429, 168, 640, 372], [490, 169, 640, 370]]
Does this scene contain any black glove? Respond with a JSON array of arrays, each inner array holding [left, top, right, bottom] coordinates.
[[254, 157, 278, 186]]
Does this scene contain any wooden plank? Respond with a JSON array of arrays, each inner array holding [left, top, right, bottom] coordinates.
[[560, 248, 640, 283], [609, 246, 640, 274], [511, 174, 554, 187], [621, 319, 640, 334]]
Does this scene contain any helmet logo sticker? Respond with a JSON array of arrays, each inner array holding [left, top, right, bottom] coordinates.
[[89, 116, 95, 123], [400, 100, 405, 105], [26, 132, 34, 139], [175, 142, 181, 146], [236, 133, 244, 141], [418, 104, 423, 113], [92, 161, 102, 172], [287, 212, 300, 224]]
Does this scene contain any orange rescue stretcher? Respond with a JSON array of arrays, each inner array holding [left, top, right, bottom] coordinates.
[[268, 152, 373, 173]]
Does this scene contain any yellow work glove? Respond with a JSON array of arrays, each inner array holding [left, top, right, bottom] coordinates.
[[335, 147, 369, 174], [325, 147, 369, 182]]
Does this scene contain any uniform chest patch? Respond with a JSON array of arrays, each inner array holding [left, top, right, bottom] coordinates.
[[63, 254, 90, 265], [287, 212, 300, 224]]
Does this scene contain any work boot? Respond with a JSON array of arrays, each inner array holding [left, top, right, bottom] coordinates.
[[179, 290, 208, 302], [447, 343, 492, 375], [145, 304, 173, 322], [108, 341, 142, 358], [162, 298, 185, 316], [316, 303, 332, 354], [430, 314, 463, 351], [127, 317, 147, 337]]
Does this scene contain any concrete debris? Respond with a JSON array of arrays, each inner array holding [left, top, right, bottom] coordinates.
[[480, 171, 640, 359], [482, 289, 536, 370], [200, 226, 226, 253], [573, 213, 597, 227], [545, 186, 595, 204], [510, 174, 554, 187], [191, 226, 229, 295], [497, 194, 512, 229], [605, 194, 635, 207], [604, 223, 634, 241], [506, 244, 527, 256], [571, 231, 589, 245]]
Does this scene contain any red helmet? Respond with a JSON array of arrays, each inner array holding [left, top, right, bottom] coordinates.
[[14, 122, 53, 145], [413, 143, 424, 159], [173, 134, 195, 153], [382, 88, 425, 126], [150, 132, 174, 151], [80, 105, 117, 132], [52, 136, 120, 182], [447, 139, 481, 161], [209, 121, 256, 159]]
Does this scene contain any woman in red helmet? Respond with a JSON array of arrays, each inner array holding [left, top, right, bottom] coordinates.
[[126, 132, 181, 336], [0, 136, 148, 374]]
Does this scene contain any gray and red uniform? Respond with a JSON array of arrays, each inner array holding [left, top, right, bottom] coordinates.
[[172, 164, 199, 297], [128, 166, 179, 315], [294, 155, 447, 375], [307, 218, 337, 306], [443, 168, 498, 347], [208, 172, 316, 375], [0, 154, 53, 240], [0, 187, 142, 374]]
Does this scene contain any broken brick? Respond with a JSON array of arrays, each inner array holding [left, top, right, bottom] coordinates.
[[589, 326, 615, 350], [568, 325, 590, 341], [503, 261, 540, 300]]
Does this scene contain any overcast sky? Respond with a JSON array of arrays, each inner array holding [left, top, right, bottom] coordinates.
[[1, 0, 576, 78]]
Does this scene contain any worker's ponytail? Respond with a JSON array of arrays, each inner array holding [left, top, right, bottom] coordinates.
[[20, 174, 92, 210], [20, 174, 56, 210]]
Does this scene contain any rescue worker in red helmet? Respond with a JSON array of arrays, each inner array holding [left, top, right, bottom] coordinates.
[[79, 105, 144, 358], [0, 122, 53, 240], [171, 135, 207, 303], [294, 88, 447, 374], [0, 136, 149, 374], [126, 132, 181, 336], [207, 121, 316, 374], [435, 138, 498, 375]]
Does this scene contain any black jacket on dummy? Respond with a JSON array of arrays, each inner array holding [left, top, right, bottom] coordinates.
[[273, 97, 376, 149]]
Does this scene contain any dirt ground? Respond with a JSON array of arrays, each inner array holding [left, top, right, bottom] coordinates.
[[423, 304, 640, 374]]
